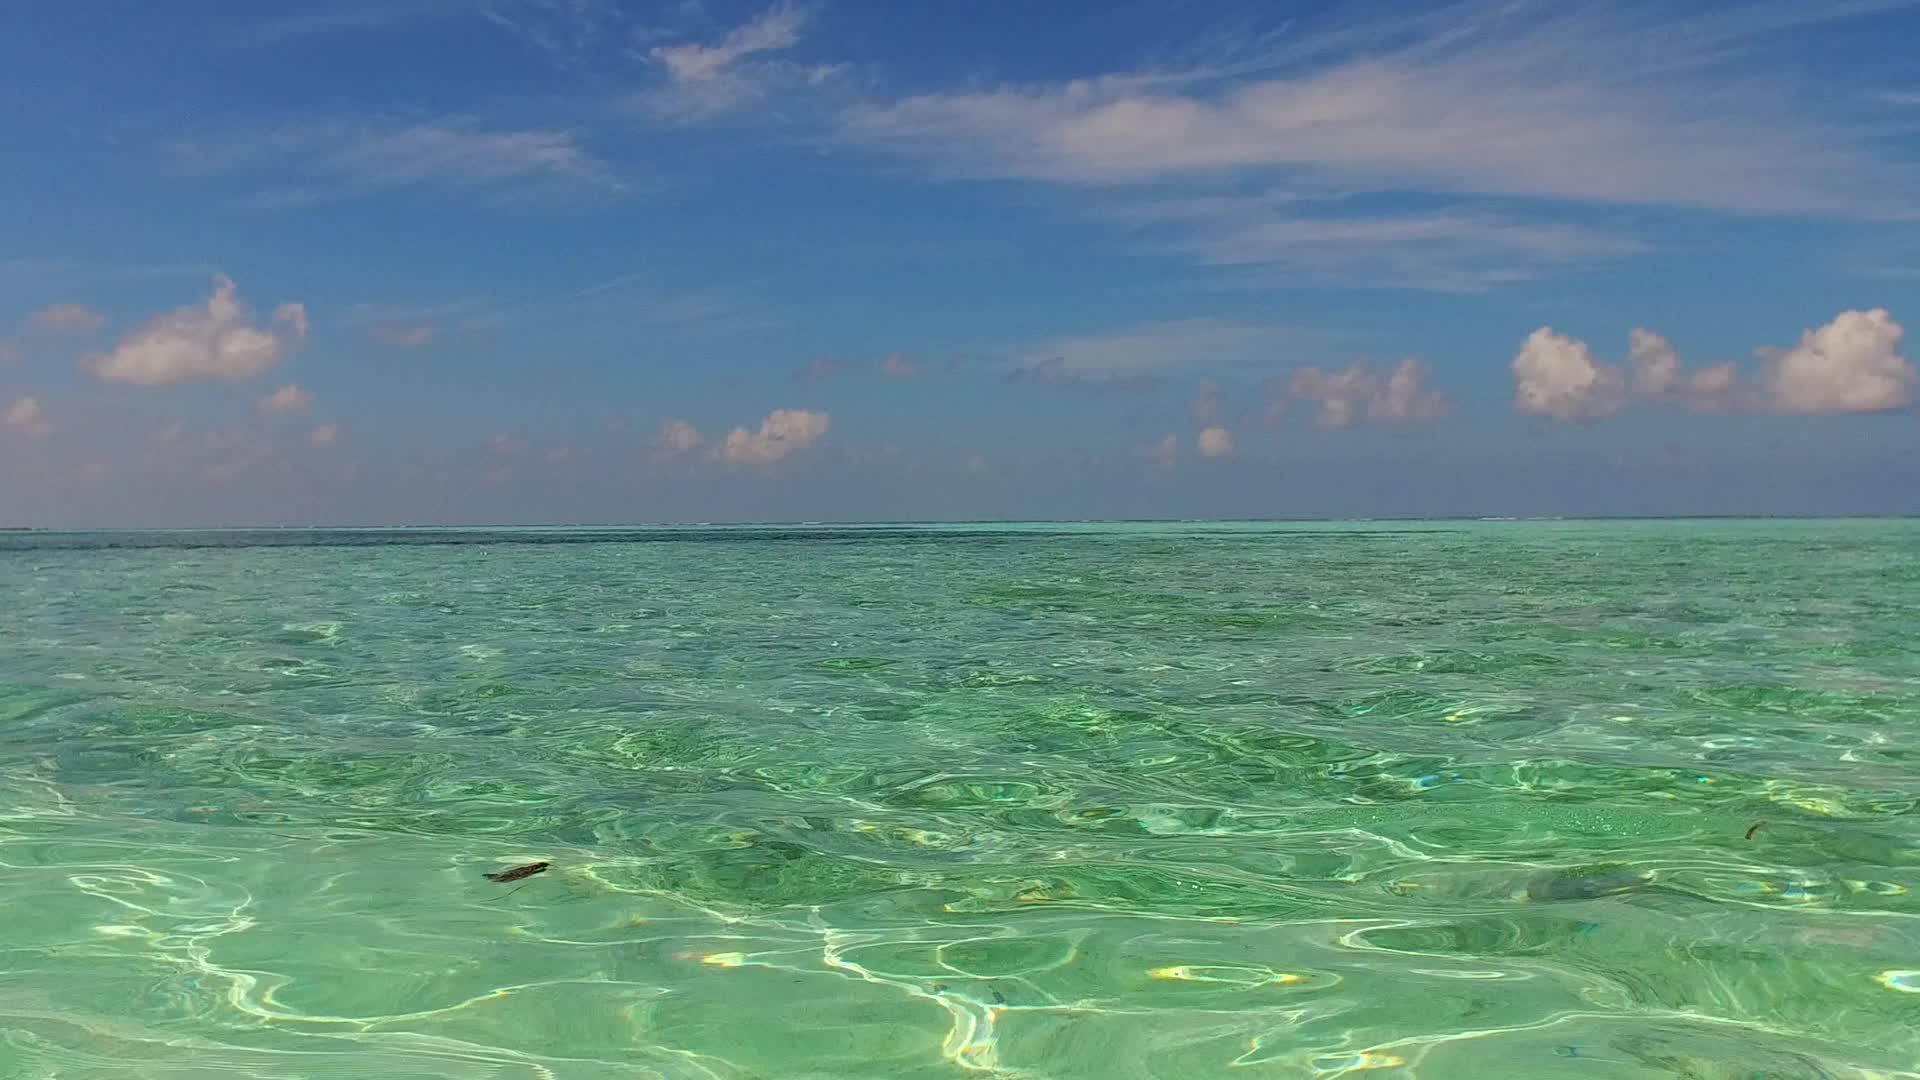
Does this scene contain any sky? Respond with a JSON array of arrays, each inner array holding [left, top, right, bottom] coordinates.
[[2, 0, 1918, 526]]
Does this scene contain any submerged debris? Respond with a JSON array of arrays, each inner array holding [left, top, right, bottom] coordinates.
[[484, 861, 551, 883], [1525, 865, 1651, 902]]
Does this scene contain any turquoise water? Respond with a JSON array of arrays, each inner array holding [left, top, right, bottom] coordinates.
[[2, 520, 1917, 1079]]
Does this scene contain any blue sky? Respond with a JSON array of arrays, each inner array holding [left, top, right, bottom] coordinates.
[[2, 0, 1917, 525]]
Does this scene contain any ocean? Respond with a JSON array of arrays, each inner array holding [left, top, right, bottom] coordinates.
[[2, 520, 1915, 1078]]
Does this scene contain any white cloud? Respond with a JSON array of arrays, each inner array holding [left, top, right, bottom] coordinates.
[[1764, 308, 1912, 414], [1196, 425, 1234, 458], [82, 276, 307, 385], [1515, 310, 1911, 419], [3, 396, 49, 437], [655, 418, 704, 457], [713, 408, 830, 465], [372, 322, 434, 347], [1117, 197, 1644, 291], [257, 384, 313, 415], [1280, 358, 1451, 427], [638, 5, 822, 121], [1629, 327, 1750, 412], [964, 453, 990, 474], [651, 5, 804, 82], [30, 303, 105, 335], [1511, 328, 1626, 421], [310, 423, 339, 448], [841, 3, 1919, 219], [880, 354, 920, 378], [1628, 328, 1681, 399], [169, 118, 620, 205]]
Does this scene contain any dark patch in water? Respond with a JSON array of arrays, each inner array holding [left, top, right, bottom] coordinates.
[[1526, 865, 1651, 901], [483, 861, 550, 883]]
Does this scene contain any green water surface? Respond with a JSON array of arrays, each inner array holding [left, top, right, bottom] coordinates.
[[1, 521, 1916, 1078]]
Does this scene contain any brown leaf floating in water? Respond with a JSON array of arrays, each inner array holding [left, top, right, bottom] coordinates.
[[483, 861, 550, 883]]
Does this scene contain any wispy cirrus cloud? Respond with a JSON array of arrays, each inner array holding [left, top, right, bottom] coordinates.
[[842, 1, 1920, 221], [481, 0, 627, 65], [372, 323, 435, 347], [166, 117, 623, 206], [30, 304, 107, 335], [1112, 194, 1646, 291], [629, 4, 846, 123]]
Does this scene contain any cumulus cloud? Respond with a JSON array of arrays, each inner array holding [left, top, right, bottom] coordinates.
[[1196, 425, 1234, 458], [373, 322, 433, 347], [1629, 328, 1680, 399], [1511, 328, 1626, 421], [881, 353, 920, 378], [1764, 308, 1911, 414], [1628, 327, 1750, 412], [256, 384, 313, 415], [655, 418, 704, 457], [3, 396, 49, 437], [310, 423, 338, 448], [1516, 311, 1909, 420], [1278, 358, 1451, 427], [82, 275, 307, 385], [31, 303, 105, 335], [714, 408, 830, 465]]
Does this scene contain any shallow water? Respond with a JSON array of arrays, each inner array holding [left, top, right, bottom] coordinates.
[[1, 520, 1916, 1079]]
